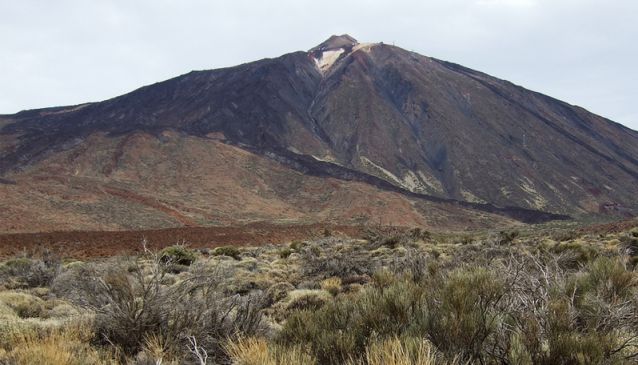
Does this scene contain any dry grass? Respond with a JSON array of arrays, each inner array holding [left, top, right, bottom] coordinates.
[[226, 337, 316, 365], [0, 321, 114, 365], [348, 337, 451, 365], [0, 291, 46, 318]]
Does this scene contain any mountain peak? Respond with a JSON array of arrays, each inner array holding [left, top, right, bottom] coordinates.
[[309, 34, 358, 52], [308, 35, 359, 74]]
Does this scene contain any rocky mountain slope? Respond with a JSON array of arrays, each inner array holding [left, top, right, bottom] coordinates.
[[1, 35, 636, 232]]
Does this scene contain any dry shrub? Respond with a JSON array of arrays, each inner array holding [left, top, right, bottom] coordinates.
[[283, 290, 331, 312], [0, 253, 60, 289], [364, 226, 429, 249], [320, 277, 341, 296], [0, 291, 46, 318], [52, 248, 266, 363], [265, 282, 295, 306], [213, 246, 242, 260], [301, 242, 378, 280]]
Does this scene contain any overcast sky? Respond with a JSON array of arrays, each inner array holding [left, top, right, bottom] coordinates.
[[1, 0, 636, 131]]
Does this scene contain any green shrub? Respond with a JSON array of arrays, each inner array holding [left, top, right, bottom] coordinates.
[[159, 245, 196, 266], [550, 241, 598, 268], [425, 267, 506, 362], [278, 279, 428, 364], [213, 246, 242, 260], [279, 248, 293, 259], [497, 230, 519, 245], [580, 257, 636, 301], [289, 240, 306, 251]]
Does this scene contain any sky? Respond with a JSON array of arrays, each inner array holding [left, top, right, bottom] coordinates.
[[1, 0, 636, 131]]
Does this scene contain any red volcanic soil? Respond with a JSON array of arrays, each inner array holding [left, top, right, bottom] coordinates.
[[0, 223, 366, 259], [578, 218, 638, 235]]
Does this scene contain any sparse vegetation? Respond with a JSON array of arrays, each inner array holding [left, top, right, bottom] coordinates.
[[1, 222, 637, 364], [213, 246, 242, 260]]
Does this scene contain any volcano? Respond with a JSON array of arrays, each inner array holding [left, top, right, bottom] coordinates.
[[1, 35, 636, 232]]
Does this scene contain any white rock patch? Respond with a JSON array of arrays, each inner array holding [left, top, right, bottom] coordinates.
[[313, 48, 345, 73]]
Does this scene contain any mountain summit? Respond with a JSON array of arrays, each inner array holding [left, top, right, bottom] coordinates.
[[309, 34, 361, 73], [1, 36, 636, 232], [309, 34, 359, 52]]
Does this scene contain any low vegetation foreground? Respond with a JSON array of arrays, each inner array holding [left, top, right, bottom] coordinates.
[[1, 221, 638, 364]]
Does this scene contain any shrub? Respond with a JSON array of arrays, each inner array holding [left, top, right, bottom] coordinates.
[[380, 235, 402, 249], [341, 274, 371, 286], [0, 291, 46, 319], [550, 241, 598, 269], [54, 251, 265, 362], [289, 240, 306, 251], [213, 246, 242, 260], [280, 266, 516, 364], [278, 279, 428, 364], [279, 248, 293, 259], [496, 230, 519, 245], [309, 245, 321, 257], [320, 277, 342, 296], [425, 267, 506, 362], [265, 282, 295, 306], [578, 257, 636, 301], [406, 227, 431, 241], [159, 245, 196, 266], [0, 254, 60, 289], [302, 244, 377, 280], [620, 232, 638, 258], [283, 290, 331, 312]]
